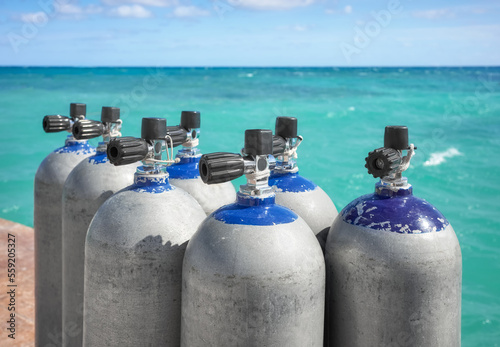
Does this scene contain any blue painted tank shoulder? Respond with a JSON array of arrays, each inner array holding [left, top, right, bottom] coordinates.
[[167, 156, 200, 180], [127, 172, 174, 194], [212, 193, 298, 226], [87, 151, 108, 165], [341, 192, 449, 234], [269, 171, 317, 193], [54, 139, 94, 155]]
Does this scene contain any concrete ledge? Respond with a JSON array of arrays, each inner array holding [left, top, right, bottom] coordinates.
[[0, 218, 35, 346]]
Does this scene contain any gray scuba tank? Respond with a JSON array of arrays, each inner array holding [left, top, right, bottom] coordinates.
[[83, 117, 206, 346], [34, 103, 95, 347], [61, 107, 139, 347], [270, 116, 338, 249], [181, 129, 325, 346], [166, 111, 236, 215], [325, 126, 462, 346]]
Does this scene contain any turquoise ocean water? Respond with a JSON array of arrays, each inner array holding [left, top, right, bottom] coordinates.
[[0, 67, 499, 345]]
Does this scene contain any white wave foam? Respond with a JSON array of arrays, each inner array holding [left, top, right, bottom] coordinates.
[[423, 147, 463, 167], [2, 205, 19, 213]]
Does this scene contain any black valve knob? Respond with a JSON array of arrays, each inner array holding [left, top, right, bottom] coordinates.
[[72, 120, 104, 140], [101, 107, 120, 123], [180, 111, 201, 130], [275, 117, 297, 139], [43, 115, 71, 133], [142, 118, 167, 141], [70, 103, 86, 119], [384, 125, 409, 150], [365, 147, 401, 178], [272, 135, 286, 156], [244, 129, 273, 157], [166, 126, 188, 147], [199, 152, 245, 184], [107, 137, 148, 166]]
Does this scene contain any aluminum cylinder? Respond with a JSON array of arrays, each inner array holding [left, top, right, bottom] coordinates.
[[83, 173, 206, 346], [181, 194, 326, 346], [325, 188, 462, 347], [61, 149, 138, 347], [169, 177, 235, 215], [167, 156, 236, 215], [34, 138, 94, 347], [270, 172, 338, 249]]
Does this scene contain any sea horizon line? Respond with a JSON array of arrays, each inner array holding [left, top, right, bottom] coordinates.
[[0, 65, 499, 69]]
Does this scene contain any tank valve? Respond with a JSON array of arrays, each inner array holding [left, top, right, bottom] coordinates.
[[43, 115, 72, 133], [199, 153, 245, 184], [272, 116, 303, 173], [42, 103, 87, 134], [365, 125, 416, 184], [165, 126, 189, 148], [165, 111, 202, 157], [107, 117, 180, 170], [199, 129, 274, 195], [107, 137, 149, 166], [73, 107, 122, 142]]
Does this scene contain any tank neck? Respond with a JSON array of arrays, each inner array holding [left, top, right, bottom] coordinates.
[[375, 178, 413, 198], [270, 170, 298, 178], [274, 136, 301, 173], [273, 157, 298, 174], [239, 180, 273, 196], [102, 121, 122, 143], [239, 154, 274, 196], [96, 141, 108, 153], [134, 166, 170, 186], [176, 146, 201, 159], [65, 135, 88, 146], [236, 191, 276, 206], [136, 165, 168, 177]]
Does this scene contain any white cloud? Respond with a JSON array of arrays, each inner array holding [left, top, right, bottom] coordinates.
[[277, 24, 312, 32], [109, 4, 153, 18], [102, 0, 177, 7], [413, 8, 455, 20], [227, 0, 315, 10], [173, 6, 210, 18], [56, 4, 83, 15], [86, 5, 104, 14], [325, 5, 352, 15], [293, 25, 307, 32], [21, 11, 49, 24], [413, 5, 495, 20], [56, 3, 103, 15], [20, 3, 103, 22]]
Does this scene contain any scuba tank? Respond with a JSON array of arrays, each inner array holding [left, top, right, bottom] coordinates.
[[325, 126, 462, 346], [34, 103, 95, 347], [83, 117, 206, 346], [166, 111, 236, 214], [61, 107, 139, 347], [181, 129, 325, 346], [270, 116, 338, 249]]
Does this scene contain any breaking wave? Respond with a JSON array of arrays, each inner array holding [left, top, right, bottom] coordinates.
[[423, 147, 463, 167]]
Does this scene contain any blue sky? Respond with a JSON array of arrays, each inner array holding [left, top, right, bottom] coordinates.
[[0, 0, 499, 66]]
